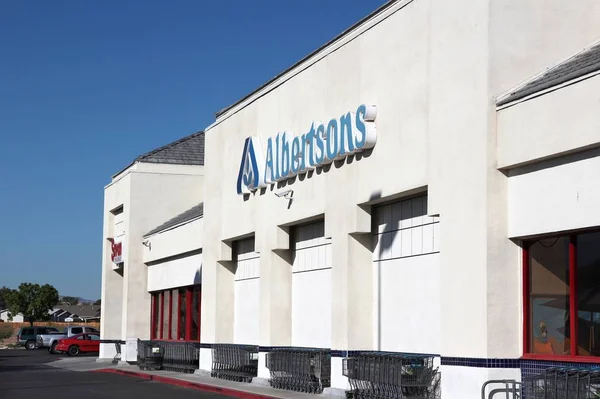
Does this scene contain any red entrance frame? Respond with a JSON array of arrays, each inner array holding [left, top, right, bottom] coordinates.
[[522, 233, 600, 363], [150, 294, 157, 340], [150, 285, 201, 343]]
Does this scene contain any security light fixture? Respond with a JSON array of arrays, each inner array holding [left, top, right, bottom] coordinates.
[[275, 189, 293, 200]]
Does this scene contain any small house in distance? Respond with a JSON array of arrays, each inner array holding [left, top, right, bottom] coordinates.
[[0, 310, 24, 323]]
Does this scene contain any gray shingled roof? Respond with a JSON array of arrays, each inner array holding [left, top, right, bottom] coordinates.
[[136, 131, 205, 165], [144, 202, 204, 237], [497, 42, 600, 106], [113, 131, 205, 177], [62, 304, 101, 318]]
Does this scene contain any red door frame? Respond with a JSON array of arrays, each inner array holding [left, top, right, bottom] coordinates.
[[150, 285, 202, 343], [197, 286, 202, 342], [522, 234, 600, 363], [522, 242, 530, 354], [569, 235, 578, 357], [150, 294, 157, 340]]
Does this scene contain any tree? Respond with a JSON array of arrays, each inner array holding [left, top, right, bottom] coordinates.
[[5, 283, 59, 326], [0, 286, 13, 310], [60, 296, 80, 305], [93, 299, 101, 306]]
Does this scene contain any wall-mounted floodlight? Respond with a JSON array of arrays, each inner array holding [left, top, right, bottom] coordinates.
[[275, 189, 293, 200], [275, 189, 294, 209]]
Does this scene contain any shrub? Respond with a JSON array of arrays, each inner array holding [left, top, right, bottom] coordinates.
[[0, 324, 13, 340]]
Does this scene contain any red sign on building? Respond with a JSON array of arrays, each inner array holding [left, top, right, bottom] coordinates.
[[107, 238, 123, 264]]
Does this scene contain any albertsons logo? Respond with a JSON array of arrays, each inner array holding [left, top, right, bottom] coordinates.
[[237, 104, 377, 195]]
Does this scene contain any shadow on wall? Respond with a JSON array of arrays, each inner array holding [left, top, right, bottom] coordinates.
[[369, 191, 393, 261], [369, 191, 428, 261], [289, 222, 327, 266], [194, 266, 202, 285]]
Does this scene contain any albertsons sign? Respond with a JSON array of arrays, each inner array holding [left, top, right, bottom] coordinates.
[[237, 104, 377, 195]]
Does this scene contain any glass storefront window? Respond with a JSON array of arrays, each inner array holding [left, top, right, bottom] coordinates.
[[151, 293, 159, 339], [576, 232, 600, 356], [525, 231, 600, 359], [192, 286, 200, 341], [528, 237, 570, 355], [150, 285, 201, 342], [179, 287, 187, 340]]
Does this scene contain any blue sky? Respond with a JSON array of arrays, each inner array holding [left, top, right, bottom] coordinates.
[[0, 1, 386, 299]]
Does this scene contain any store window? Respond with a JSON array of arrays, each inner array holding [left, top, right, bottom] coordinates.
[[524, 231, 600, 359], [150, 285, 201, 342]]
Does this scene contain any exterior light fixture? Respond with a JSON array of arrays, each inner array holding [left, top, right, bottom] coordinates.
[[275, 189, 293, 200]]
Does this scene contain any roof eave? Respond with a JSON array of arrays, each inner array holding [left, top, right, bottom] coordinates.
[[143, 215, 204, 238], [495, 39, 600, 108]]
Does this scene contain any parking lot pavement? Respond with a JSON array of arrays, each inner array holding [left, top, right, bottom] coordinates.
[[0, 349, 228, 399]]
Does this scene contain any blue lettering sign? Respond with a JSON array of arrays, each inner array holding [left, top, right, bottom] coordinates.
[[265, 137, 275, 183], [237, 137, 266, 195], [305, 123, 316, 168], [355, 105, 367, 149], [291, 136, 301, 174], [280, 132, 291, 178], [339, 112, 354, 156], [237, 105, 377, 194], [325, 119, 338, 162], [315, 123, 325, 164]]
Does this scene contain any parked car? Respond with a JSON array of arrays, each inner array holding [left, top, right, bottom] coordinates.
[[55, 332, 100, 356], [36, 325, 100, 354], [18, 326, 60, 350]]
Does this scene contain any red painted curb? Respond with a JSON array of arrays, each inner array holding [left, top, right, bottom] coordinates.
[[93, 368, 281, 399]]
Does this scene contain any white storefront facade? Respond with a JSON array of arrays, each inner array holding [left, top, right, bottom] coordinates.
[[199, 0, 600, 398], [99, 132, 205, 362]]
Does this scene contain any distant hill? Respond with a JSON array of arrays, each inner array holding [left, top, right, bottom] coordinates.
[[59, 296, 95, 305]]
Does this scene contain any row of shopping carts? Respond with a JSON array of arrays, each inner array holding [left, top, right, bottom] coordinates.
[[523, 367, 600, 399], [342, 352, 440, 399], [137, 340, 201, 373], [211, 344, 259, 383], [265, 348, 331, 394], [131, 341, 600, 398]]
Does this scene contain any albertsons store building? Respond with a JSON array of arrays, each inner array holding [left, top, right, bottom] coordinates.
[[102, 0, 600, 397]]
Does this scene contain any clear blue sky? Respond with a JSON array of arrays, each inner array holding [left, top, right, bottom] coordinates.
[[0, 1, 386, 299]]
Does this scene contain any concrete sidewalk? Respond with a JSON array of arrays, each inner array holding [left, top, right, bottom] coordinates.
[[46, 356, 115, 372], [95, 366, 332, 399], [48, 357, 334, 399]]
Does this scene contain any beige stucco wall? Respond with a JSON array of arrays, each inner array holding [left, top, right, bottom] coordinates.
[[145, 217, 203, 293], [143, 218, 203, 264], [497, 71, 600, 239], [204, 0, 431, 354], [497, 73, 600, 169], [201, 0, 600, 384], [100, 162, 203, 360]]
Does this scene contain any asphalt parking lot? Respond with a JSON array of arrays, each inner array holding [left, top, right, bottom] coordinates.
[[0, 349, 228, 399]]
